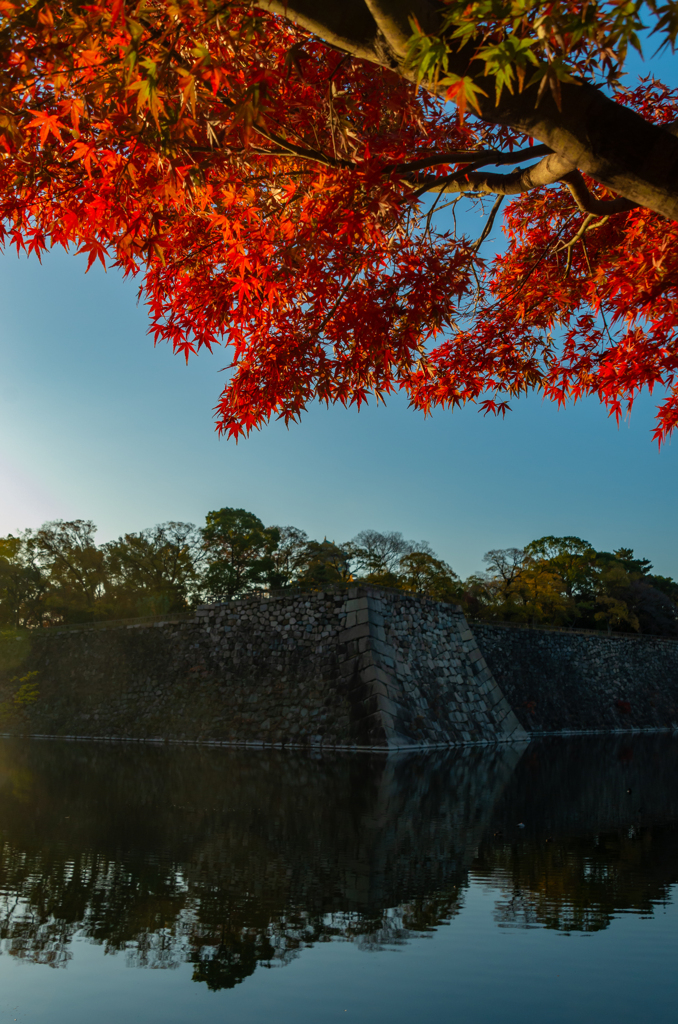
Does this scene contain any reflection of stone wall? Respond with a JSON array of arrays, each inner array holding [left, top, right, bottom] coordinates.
[[0, 588, 524, 748], [473, 623, 678, 732], [0, 739, 524, 985], [0, 736, 675, 986]]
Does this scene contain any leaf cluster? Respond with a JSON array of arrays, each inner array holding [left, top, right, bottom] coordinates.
[[0, 519, 203, 625], [1, 2, 676, 441], [407, 0, 678, 111], [464, 533, 678, 634]]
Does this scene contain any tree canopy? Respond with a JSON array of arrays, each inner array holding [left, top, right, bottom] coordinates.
[[2, 1, 678, 439], [2, 507, 676, 635]]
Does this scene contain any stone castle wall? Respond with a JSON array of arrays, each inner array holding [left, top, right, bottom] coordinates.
[[472, 622, 678, 733], [4, 590, 678, 747], [0, 588, 524, 749]]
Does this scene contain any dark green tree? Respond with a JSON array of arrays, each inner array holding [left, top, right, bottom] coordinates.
[[202, 509, 279, 600], [104, 523, 202, 616], [296, 539, 352, 588], [27, 520, 107, 624], [265, 526, 310, 589], [0, 534, 45, 627]]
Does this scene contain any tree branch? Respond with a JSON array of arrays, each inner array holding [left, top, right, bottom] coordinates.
[[257, 0, 383, 62], [362, 0, 437, 56], [472, 195, 504, 251], [560, 171, 638, 215], [252, 124, 351, 168], [261, 1, 678, 220], [416, 152, 576, 197], [393, 144, 552, 174], [414, 152, 639, 215]]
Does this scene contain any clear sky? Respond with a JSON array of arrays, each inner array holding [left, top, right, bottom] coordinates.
[[1, 243, 676, 581], [1, 50, 677, 582]]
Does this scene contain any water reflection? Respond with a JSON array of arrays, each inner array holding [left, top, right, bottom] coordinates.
[[0, 736, 675, 990]]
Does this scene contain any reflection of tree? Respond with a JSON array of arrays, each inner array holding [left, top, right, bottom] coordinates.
[[476, 826, 678, 932], [472, 735, 678, 933], [0, 741, 508, 987], [185, 890, 467, 990], [0, 737, 674, 989]]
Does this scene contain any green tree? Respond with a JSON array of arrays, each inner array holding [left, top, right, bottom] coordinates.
[[524, 537, 598, 600], [348, 531, 416, 579], [590, 549, 675, 635], [296, 540, 352, 588], [482, 548, 528, 590], [398, 552, 461, 603], [28, 521, 107, 624], [508, 562, 569, 626], [202, 509, 279, 600], [474, 547, 568, 624], [104, 523, 202, 616], [613, 548, 654, 577], [265, 526, 310, 590], [0, 534, 45, 627]]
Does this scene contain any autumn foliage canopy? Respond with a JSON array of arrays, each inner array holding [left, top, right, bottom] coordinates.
[[1, 0, 678, 440]]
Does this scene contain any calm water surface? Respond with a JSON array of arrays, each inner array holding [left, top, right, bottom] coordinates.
[[0, 736, 675, 1024]]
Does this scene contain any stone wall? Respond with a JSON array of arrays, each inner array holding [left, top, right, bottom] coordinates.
[[473, 622, 678, 733], [0, 588, 525, 749], [8, 590, 677, 745]]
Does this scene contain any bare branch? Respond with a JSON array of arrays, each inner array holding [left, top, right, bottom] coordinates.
[[394, 144, 552, 174], [472, 195, 505, 251], [560, 171, 638, 215]]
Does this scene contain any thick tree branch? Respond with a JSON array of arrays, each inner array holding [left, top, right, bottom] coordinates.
[[415, 154, 638, 215], [417, 152, 576, 197], [481, 81, 678, 220], [361, 0, 438, 53], [257, 0, 383, 61]]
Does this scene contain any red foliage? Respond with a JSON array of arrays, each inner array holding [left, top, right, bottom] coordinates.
[[409, 80, 678, 446], [1, 1, 677, 441]]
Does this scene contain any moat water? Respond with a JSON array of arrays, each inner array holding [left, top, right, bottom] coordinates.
[[0, 735, 675, 1024]]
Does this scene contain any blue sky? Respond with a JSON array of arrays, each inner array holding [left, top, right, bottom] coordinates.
[[1, 246, 676, 581], [1, 48, 677, 581]]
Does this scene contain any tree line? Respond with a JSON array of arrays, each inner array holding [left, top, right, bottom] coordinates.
[[1, 509, 677, 636]]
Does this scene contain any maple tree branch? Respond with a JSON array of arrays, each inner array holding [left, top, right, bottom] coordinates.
[[361, 0, 436, 56], [257, 0, 384, 62], [472, 195, 504, 251], [416, 152, 576, 197], [414, 153, 641, 215], [252, 124, 350, 167], [560, 171, 638, 215], [264, 1, 678, 220], [393, 144, 552, 175], [554, 214, 610, 278]]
